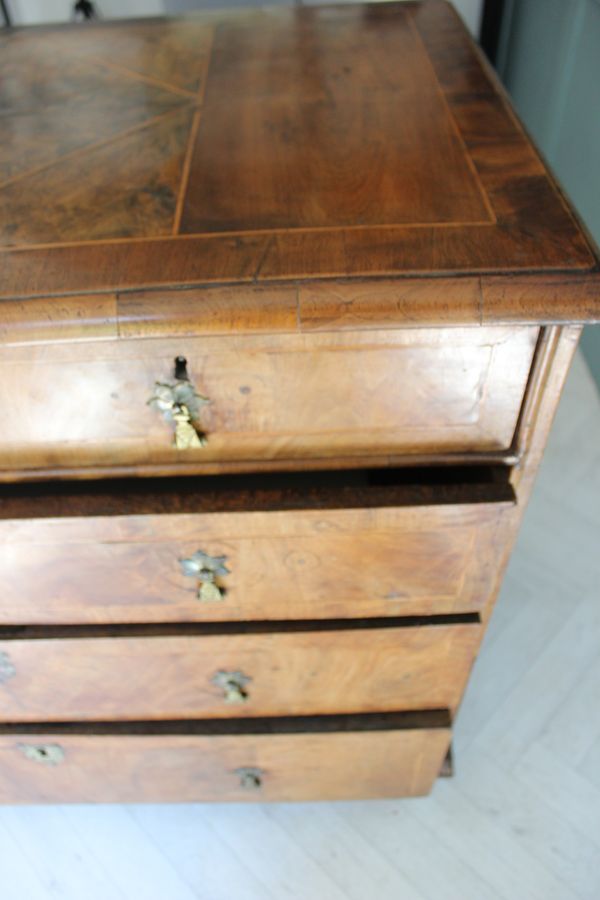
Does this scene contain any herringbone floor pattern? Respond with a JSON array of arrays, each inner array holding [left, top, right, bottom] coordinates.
[[0, 351, 598, 900]]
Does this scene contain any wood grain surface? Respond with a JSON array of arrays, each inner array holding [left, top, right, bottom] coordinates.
[[0, 326, 537, 479], [0, 726, 450, 803], [2, 281, 597, 350], [0, 354, 596, 878], [0, 495, 512, 624], [0, 623, 480, 721], [0, 294, 119, 345], [179, 6, 492, 232], [0, 0, 594, 811], [0, 2, 597, 306]]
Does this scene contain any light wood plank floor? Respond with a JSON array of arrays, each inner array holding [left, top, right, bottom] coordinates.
[[0, 351, 598, 899]]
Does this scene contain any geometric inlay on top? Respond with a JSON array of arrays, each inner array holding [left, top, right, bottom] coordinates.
[[0, 3, 596, 298]]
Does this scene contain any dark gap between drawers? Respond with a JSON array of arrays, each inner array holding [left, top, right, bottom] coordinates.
[[0, 612, 480, 641], [0, 709, 451, 735], [0, 464, 515, 519]]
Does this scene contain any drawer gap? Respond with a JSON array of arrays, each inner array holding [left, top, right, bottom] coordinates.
[[0, 709, 451, 735], [0, 612, 480, 641], [0, 464, 515, 520]]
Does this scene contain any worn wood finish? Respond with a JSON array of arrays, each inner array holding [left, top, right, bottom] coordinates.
[[0, 450, 523, 484], [0, 2, 598, 309], [180, 7, 493, 233], [477, 325, 583, 630], [298, 279, 482, 331], [480, 276, 600, 325], [0, 2, 597, 806], [0, 326, 537, 479], [0, 623, 480, 722], [0, 365, 597, 883], [299, 277, 600, 330], [118, 285, 298, 340], [412, 326, 585, 642], [0, 489, 513, 623], [0, 725, 450, 803], [0, 294, 118, 345], [3, 279, 598, 347], [1, 106, 197, 246], [511, 327, 583, 499], [0, 27, 208, 186]]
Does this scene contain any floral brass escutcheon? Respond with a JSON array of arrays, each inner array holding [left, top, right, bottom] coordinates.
[[19, 743, 65, 766], [212, 670, 251, 704], [180, 550, 230, 602], [148, 378, 210, 449], [235, 767, 264, 790]]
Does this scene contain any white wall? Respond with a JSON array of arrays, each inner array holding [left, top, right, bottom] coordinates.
[[452, 0, 483, 36], [7, 0, 483, 37], [7, 0, 163, 24]]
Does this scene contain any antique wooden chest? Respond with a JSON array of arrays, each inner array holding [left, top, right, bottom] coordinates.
[[0, 0, 598, 803]]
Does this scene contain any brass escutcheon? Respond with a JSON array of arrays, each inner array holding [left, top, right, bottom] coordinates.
[[235, 767, 263, 790], [19, 743, 65, 766], [148, 356, 210, 449], [180, 550, 230, 602], [212, 670, 251, 704]]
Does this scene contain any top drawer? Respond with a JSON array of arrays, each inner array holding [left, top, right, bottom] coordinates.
[[0, 325, 537, 480]]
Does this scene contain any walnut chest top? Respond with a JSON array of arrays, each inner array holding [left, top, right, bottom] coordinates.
[[1, 0, 599, 322]]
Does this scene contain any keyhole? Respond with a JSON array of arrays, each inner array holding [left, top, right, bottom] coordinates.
[[174, 356, 189, 381]]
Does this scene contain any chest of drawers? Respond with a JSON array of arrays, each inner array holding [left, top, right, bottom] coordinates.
[[0, 0, 598, 803]]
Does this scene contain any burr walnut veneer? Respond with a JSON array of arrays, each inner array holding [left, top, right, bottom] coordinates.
[[0, 1, 598, 803]]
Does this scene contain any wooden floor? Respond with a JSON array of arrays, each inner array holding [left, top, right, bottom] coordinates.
[[0, 351, 598, 899]]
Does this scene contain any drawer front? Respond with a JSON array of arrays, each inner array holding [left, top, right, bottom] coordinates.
[[0, 726, 450, 803], [0, 326, 537, 478], [0, 624, 480, 722], [0, 500, 512, 624]]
